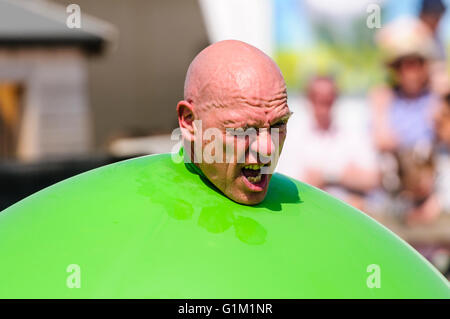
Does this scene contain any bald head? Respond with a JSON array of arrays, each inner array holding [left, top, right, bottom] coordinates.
[[184, 40, 286, 114], [177, 40, 290, 205]]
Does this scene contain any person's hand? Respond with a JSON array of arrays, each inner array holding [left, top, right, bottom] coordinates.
[[303, 168, 325, 188], [369, 85, 398, 152], [375, 130, 398, 152], [406, 194, 441, 226], [340, 162, 380, 192]]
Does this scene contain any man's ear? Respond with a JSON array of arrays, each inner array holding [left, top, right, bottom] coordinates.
[[177, 100, 195, 142]]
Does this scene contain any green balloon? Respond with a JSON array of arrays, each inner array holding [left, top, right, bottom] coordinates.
[[0, 153, 448, 298]]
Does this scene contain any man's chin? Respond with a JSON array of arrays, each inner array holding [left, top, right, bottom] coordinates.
[[206, 174, 271, 205], [225, 188, 269, 206], [226, 175, 272, 205]]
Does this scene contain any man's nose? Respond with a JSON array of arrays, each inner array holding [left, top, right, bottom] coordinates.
[[249, 129, 275, 162]]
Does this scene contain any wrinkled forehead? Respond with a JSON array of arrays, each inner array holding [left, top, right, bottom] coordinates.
[[201, 63, 287, 110], [202, 77, 289, 128], [233, 65, 286, 101]]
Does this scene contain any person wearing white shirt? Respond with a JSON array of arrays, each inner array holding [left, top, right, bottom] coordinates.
[[277, 76, 380, 210]]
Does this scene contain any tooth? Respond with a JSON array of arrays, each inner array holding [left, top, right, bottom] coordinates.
[[244, 164, 263, 170], [247, 174, 262, 184]]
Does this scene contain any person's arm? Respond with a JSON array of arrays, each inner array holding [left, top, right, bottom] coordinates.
[[406, 193, 442, 225], [338, 163, 380, 193], [369, 85, 398, 152], [302, 168, 326, 189]]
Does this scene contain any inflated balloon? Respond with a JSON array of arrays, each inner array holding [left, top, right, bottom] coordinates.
[[0, 153, 448, 298]]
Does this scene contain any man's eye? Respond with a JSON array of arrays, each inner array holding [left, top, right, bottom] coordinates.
[[271, 121, 287, 129], [226, 128, 246, 136]]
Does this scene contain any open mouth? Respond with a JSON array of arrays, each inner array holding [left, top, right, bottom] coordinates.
[[241, 164, 270, 191]]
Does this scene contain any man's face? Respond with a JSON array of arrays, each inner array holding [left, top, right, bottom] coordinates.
[[193, 90, 290, 205], [395, 56, 429, 96], [308, 79, 336, 128]]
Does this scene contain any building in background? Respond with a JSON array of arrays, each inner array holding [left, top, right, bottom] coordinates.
[[0, 0, 209, 209], [0, 0, 116, 161], [53, 0, 209, 151]]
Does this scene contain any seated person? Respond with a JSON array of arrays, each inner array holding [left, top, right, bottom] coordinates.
[[277, 76, 379, 210], [398, 90, 450, 225], [434, 91, 450, 214], [372, 17, 439, 153], [394, 147, 440, 225]]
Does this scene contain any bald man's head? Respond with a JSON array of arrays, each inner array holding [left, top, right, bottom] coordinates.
[[184, 40, 286, 115], [177, 40, 290, 205]]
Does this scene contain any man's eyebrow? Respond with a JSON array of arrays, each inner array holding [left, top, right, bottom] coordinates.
[[271, 111, 293, 124], [222, 119, 240, 126]]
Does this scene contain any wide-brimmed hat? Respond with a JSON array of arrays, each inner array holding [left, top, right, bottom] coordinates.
[[375, 17, 438, 66]]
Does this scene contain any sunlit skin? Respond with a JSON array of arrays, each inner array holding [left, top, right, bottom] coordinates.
[[177, 40, 291, 205], [307, 77, 337, 131]]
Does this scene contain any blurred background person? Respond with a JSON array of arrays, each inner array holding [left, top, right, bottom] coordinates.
[[420, 0, 447, 60], [419, 0, 450, 96], [434, 92, 450, 215], [370, 17, 443, 224], [372, 17, 438, 153], [277, 76, 379, 210]]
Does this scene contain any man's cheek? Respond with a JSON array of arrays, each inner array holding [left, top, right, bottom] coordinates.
[[235, 139, 248, 164], [223, 136, 246, 164], [223, 136, 235, 163]]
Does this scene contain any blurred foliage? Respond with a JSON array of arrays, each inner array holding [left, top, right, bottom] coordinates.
[[276, 46, 386, 94], [275, 10, 388, 94]]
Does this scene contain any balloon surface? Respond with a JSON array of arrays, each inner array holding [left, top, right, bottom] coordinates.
[[0, 153, 448, 298]]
